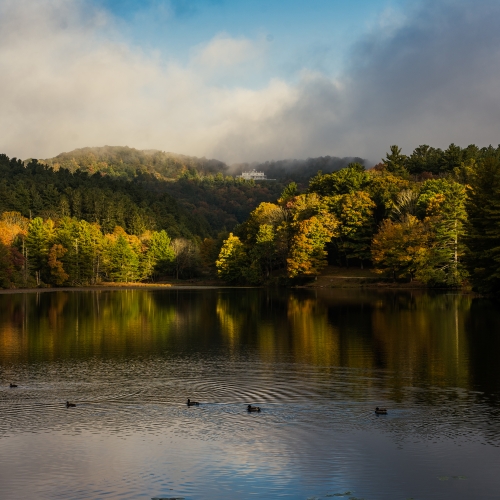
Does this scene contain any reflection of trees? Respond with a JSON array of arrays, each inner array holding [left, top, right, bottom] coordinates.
[[285, 295, 340, 366], [0, 289, 483, 401], [465, 298, 500, 398], [369, 293, 472, 401], [0, 291, 180, 362]]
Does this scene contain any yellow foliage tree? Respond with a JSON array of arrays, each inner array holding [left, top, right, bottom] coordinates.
[[371, 215, 429, 281]]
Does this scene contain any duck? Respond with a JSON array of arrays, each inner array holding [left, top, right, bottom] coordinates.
[[187, 398, 200, 406], [375, 407, 387, 415], [9, 383, 18, 388], [247, 404, 261, 412], [66, 401, 76, 408]]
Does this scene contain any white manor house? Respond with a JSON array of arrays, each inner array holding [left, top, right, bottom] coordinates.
[[238, 169, 273, 181]]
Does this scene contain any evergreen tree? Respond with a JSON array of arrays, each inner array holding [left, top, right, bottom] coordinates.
[[104, 235, 140, 283], [25, 217, 55, 285], [382, 145, 408, 177], [464, 157, 500, 293]]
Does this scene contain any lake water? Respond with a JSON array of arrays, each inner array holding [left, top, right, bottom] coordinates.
[[0, 288, 499, 500]]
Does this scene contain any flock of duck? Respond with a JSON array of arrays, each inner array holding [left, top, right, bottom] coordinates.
[[8, 385, 388, 415]]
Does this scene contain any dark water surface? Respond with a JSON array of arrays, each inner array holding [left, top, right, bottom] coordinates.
[[0, 288, 499, 499]]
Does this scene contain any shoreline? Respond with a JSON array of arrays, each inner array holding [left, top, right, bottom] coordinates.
[[0, 281, 474, 294], [0, 283, 231, 294]]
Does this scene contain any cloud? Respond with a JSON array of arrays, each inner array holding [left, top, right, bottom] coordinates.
[[0, 0, 499, 164], [241, 0, 500, 164], [192, 34, 263, 70], [221, 0, 500, 164]]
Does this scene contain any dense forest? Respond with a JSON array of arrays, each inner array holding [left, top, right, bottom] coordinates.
[[0, 142, 499, 293], [0, 146, 356, 287], [216, 143, 500, 294]]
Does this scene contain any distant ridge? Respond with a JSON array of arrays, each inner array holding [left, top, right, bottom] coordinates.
[[41, 145, 366, 184], [42, 145, 228, 180]]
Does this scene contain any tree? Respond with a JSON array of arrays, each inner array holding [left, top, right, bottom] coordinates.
[[464, 156, 500, 293], [440, 143, 463, 173], [0, 241, 17, 288], [48, 244, 69, 285], [406, 145, 442, 175], [416, 179, 468, 286], [279, 182, 298, 203], [0, 212, 28, 246], [171, 238, 200, 279], [391, 189, 419, 221], [372, 215, 429, 281], [25, 217, 55, 285], [145, 230, 175, 279], [216, 233, 248, 283], [77, 220, 105, 284], [286, 194, 338, 278], [247, 223, 277, 282], [382, 145, 408, 177], [327, 191, 376, 267], [287, 216, 336, 278], [366, 170, 410, 221], [308, 163, 370, 196], [104, 234, 140, 283]]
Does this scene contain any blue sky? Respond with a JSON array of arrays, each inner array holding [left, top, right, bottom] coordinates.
[[95, 0, 406, 83], [0, 0, 498, 164]]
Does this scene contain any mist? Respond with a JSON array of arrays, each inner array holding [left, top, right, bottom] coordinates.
[[0, 0, 499, 164]]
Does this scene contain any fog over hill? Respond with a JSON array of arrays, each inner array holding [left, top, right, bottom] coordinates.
[[42, 146, 229, 180], [41, 145, 366, 184]]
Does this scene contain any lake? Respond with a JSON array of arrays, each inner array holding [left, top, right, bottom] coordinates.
[[0, 288, 499, 499]]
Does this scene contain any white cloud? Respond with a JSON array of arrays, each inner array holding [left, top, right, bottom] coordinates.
[[192, 34, 263, 70], [0, 0, 298, 161]]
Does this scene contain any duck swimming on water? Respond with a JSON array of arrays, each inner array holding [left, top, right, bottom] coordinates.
[[187, 399, 199, 406], [66, 401, 76, 408], [247, 405, 261, 412], [375, 407, 387, 415], [9, 383, 17, 388]]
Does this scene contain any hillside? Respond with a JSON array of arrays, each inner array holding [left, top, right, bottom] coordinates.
[[42, 146, 228, 180], [42, 146, 365, 185], [32, 146, 366, 236]]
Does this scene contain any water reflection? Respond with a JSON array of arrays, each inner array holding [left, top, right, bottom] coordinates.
[[0, 288, 499, 500], [0, 289, 496, 397]]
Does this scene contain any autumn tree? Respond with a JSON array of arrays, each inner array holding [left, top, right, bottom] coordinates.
[[48, 244, 69, 285], [327, 191, 376, 267], [286, 194, 338, 278], [216, 233, 248, 284], [372, 215, 429, 281]]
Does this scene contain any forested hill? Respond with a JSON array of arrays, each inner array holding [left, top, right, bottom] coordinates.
[[41, 145, 364, 185], [42, 146, 228, 180], [27, 146, 364, 237]]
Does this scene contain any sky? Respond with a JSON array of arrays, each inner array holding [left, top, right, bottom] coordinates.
[[0, 0, 499, 164]]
